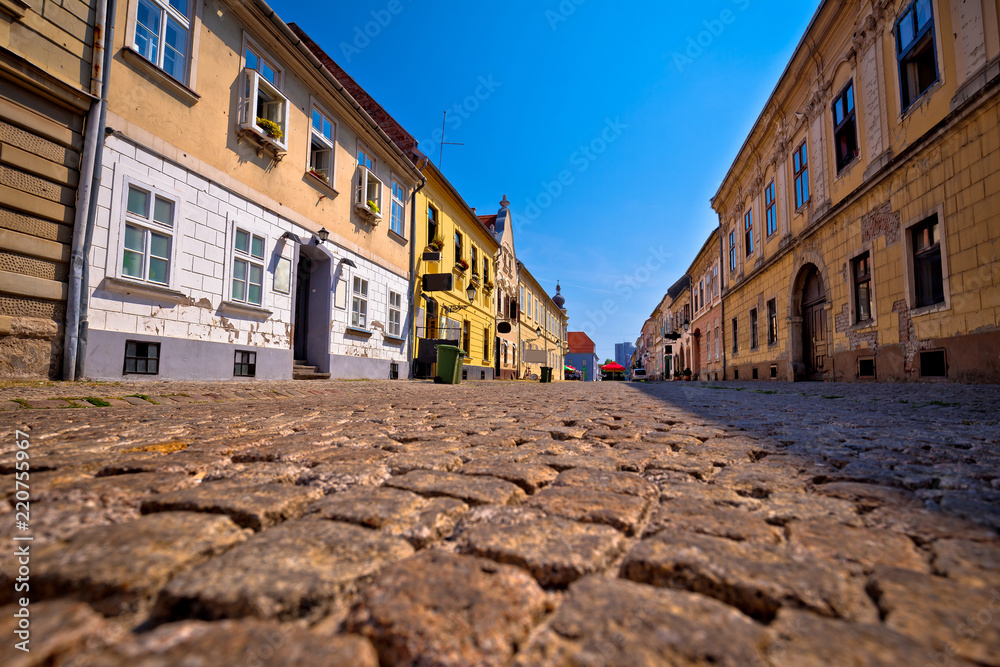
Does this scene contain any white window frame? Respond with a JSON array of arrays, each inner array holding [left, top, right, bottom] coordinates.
[[388, 289, 402, 338], [390, 177, 406, 237], [356, 144, 383, 220], [114, 177, 181, 288], [230, 226, 267, 306], [902, 203, 950, 316], [307, 98, 337, 189], [238, 37, 288, 151], [127, 0, 198, 86], [352, 276, 369, 329]]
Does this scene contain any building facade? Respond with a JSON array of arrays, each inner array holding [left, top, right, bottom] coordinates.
[[480, 196, 519, 380], [688, 229, 724, 381], [566, 331, 599, 381], [714, 0, 1000, 383], [518, 268, 567, 380], [1, 0, 100, 378], [81, 0, 422, 381]]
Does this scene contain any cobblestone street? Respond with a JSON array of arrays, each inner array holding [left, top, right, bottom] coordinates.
[[1, 379, 999, 666]]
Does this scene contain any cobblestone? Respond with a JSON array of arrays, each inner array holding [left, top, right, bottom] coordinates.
[[1, 379, 999, 664]]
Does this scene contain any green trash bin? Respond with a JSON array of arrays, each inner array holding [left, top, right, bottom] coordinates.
[[435, 345, 465, 385], [540, 366, 553, 383]]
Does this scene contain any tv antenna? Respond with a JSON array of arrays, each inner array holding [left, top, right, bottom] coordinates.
[[438, 111, 464, 168]]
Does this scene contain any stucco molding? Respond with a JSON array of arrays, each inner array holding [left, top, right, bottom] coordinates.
[[0, 0, 29, 19], [100, 277, 188, 303], [218, 300, 273, 320]]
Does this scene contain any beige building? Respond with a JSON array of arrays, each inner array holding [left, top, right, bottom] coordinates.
[[518, 266, 567, 380], [688, 229, 724, 381], [1, 0, 101, 378], [480, 196, 519, 380], [714, 0, 1000, 382], [77, 0, 423, 380]]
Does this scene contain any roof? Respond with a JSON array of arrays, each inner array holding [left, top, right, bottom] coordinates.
[[567, 332, 596, 354], [667, 275, 691, 300], [478, 214, 498, 232]]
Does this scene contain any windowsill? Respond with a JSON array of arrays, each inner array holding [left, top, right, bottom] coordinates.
[[305, 172, 339, 197], [236, 124, 287, 160], [383, 334, 406, 344], [850, 319, 876, 331], [910, 301, 949, 317], [899, 79, 943, 120], [354, 202, 383, 224], [219, 300, 273, 319], [102, 277, 188, 302], [122, 47, 200, 105], [345, 326, 373, 337], [835, 155, 861, 179], [388, 229, 407, 245]]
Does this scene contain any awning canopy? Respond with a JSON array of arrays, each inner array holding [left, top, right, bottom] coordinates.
[[601, 362, 626, 371]]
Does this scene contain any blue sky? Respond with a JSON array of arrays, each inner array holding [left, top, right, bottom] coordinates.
[[270, 0, 821, 360]]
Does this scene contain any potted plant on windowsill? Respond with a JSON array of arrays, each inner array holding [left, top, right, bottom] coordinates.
[[308, 169, 327, 181], [256, 117, 283, 141], [367, 199, 380, 216], [483, 280, 495, 294], [426, 237, 444, 252], [455, 258, 469, 273]]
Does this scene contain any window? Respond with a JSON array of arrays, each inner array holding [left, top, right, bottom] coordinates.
[[308, 106, 335, 187], [793, 143, 809, 209], [428, 205, 439, 245], [897, 0, 938, 111], [124, 340, 160, 375], [767, 299, 777, 345], [483, 257, 490, 282], [732, 317, 739, 354], [911, 215, 944, 308], [234, 350, 256, 377], [232, 229, 265, 306], [388, 290, 402, 337], [714, 326, 720, 360], [352, 277, 368, 328], [832, 82, 859, 172], [765, 181, 777, 237], [133, 0, 192, 82], [122, 184, 174, 285], [920, 349, 947, 377], [239, 46, 288, 150], [390, 180, 405, 236], [471, 246, 479, 276], [750, 308, 759, 349], [462, 320, 471, 355], [853, 252, 873, 323], [713, 266, 719, 297], [744, 210, 754, 257], [356, 148, 383, 217], [484, 327, 491, 360], [454, 231, 463, 264], [729, 230, 737, 272], [390, 362, 399, 380], [859, 357, 876, 378]]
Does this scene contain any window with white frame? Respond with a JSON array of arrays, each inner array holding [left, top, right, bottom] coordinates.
[[309, 105, 335, 186], [390, 179, 405, 236], [232, 229, 265, 306], [388, 290, 402, 337], [133, 0, 192, 83], [121, 184, 175, 285], [356, 147, 383, 217], [352, 277, 369, 328], [239, 44, 288, 149]]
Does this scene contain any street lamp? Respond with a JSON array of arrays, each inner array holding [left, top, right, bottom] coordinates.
[[317, 227, 330, 244], [466, 283, 477, 302]]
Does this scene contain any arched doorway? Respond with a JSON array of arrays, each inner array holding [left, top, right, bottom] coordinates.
[[800, 265, 828, 380]]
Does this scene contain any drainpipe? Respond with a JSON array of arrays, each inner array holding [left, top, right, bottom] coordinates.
[[406, 173, 427, 379], [64, 0, 114, 381]]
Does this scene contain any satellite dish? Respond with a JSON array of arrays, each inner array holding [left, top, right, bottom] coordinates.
[[497, 322, 512, 334]]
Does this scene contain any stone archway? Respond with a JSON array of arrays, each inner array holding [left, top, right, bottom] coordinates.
[[789, 262, 831, 381]]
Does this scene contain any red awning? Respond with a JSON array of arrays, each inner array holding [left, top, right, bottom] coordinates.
[[601, 362, 626, 371]]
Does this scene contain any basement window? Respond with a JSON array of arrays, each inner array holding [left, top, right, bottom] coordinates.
[[770, 364, 778, 379], [919, 350, 947, 378], [858, 357, 876, 378], [234, 350, 256, 377], [390, 362, 399, 380], [734, 369, 740, 380], [124, 340, 160, 375], [752, 367, 759, 380]]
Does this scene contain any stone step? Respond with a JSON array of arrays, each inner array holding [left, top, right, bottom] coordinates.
[[293, 371, 331, 381]]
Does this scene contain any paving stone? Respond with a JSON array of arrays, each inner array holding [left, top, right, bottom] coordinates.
[[97, 451, 230, 476], [867, 566, 1000, 666], [0, 600, 114, 667], [308, 487, 468, 547], [458, 515, 626, 587], [764, 608, 979, 667], [930, 539, 1000, 587], [296, 462, 391, 494], [386, 451, 464, 474], [753, 491, 862, 527], [551, 467, 659, 499], [787, 518, 929, 574], [641, 431, 705, 450], [141, 482, 323, 531], [644, 498, 784, 544], [526, 486, 652, 536], [386, 470, 526, 506], [457, 461, 558, 493], [534, 425, 588, 441], [530, 453, 622, 472], [157, 520, 413, 623], [863, 505, 999, 545], [120, 396, 154, 405], [622, 531, 877, 623], [512, 576, 766, 667], [33, 512, 248, 615], [810, 481, 919, 513], [202, 462, 307, 485], [80, 620, 378, 667], [345, 550, 547, 667]]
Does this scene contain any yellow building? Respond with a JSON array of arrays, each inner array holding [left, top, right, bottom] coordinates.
[[411, 162, 499, 380], [713, 0, 1000, 383], [1, 0, 100, 377], [517, 267, 567, 380]]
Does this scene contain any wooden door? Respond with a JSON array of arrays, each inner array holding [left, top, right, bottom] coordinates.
[[293, 256, 312, 361], [803, 303, 827, 377]]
